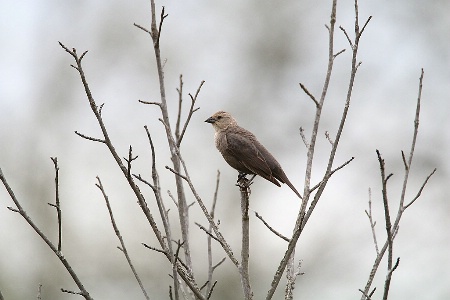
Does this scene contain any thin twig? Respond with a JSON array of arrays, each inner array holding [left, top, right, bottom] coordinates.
[[0, 166, 93, 300], [255, 212, 289, 242], [49, 157, 62, 252], [123, 145, 138, 181], [206, 281, 218, 300], [299, 83, 319, 108], [165, 165, 188, 181], [37, 283, 42, 300], [309, 157, 355, 193], [207, 171, 221, 296], [175, 74, 184, 145], [96, 177, 150, 300], [358, 288, 372, 300], [177, 81, 204, 147], [195, 223, 223, 246], [74, 131, 105, 143], [404, 168, 436, 209], [376, 150, 395, 300], [299, 127, 309, 148], [365, 188, 379, 255]]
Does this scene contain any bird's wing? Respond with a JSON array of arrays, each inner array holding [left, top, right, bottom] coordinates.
[[225, 130, 281, 186]]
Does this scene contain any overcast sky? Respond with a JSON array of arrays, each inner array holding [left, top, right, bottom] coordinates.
[[1, 1, 449, 299]]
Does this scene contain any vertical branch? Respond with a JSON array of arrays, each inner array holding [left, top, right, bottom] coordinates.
[[49, 157, 62, 252], [268, 0, 370, 297], [142, 125, 179, 299], [96, 177, 150, 300], [365, 188, 380, 255], [376, 151, 395, 300], [284, 252, 295, 300], [237, 177, 253, 300], [266, 0, 338, 297], [0, 167, 94, 300], [148, 2, 194, 277], [175, 74, 184, 143], [359, 69, 434, 299], [206, 171, 221, 296], [394, 68, 424, 219]]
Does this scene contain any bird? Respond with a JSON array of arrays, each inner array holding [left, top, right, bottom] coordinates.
[[205, 111, 302, 198]]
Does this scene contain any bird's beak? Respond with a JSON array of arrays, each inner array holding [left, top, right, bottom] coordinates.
[[205, 117, 216, 124]]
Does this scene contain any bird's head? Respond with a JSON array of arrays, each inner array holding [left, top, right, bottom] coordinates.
[[205, 111, 238, 131]]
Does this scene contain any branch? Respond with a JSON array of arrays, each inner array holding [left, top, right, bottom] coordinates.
[[60, 41, 204, 299], [0, 166, 93, 300], [255, 212, 289, 242], [365, 188, 379, 255], [404, 168, 436, 209], [176, 81, 204, 147], [206, 171, 221, 297], [237, 176, 253, 300], [96, 177, 150, 300], [49, 157, 62, 252], [376, 150, 395, 300], [359, 69, 434, 299], [299, 83, 319, 108], [267, 0, 368, 296]]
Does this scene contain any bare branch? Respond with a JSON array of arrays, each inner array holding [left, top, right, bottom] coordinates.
[[333, 48, 346, 59], [359, 16, 373, 37], [49, 157, 62, 252], [365, 188, 379, 255], [299, 83, 319, 107], [0, 166, 94, 300], [165, 165, 188, 181], [142, 243, 168, 255], [177, 81, 204, 147], [74, 131, 105, 143], [255, 211, 289, 242], [156, 6, 168, 48], [339, 26, 354, 48], [360, 69, 432, 300], [37, 283, 42, 300], [96, 177, 150, 300], [133, 23, 151, 34], [139, 99, 162, 107], [358, 288, 373, 300], [376, 150, 395, 300], [123, 145, 138, 181], [404, 168, 436, 210], [325, 131, 334, 145], [60, 40, 204, 299], [309, 157, 355, 193], [299, 127, 309, 148], [206, 281, 218, 300], [237, 176, 253, 299], [175, 74, 184, 145], [195, 222, 223, 246], [207, 170, 221, 296]]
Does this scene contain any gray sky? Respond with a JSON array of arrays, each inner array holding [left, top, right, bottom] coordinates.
[[1, 0, 449, 299]]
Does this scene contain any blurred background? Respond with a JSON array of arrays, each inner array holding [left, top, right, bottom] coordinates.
[[1, 0, 449, 299]]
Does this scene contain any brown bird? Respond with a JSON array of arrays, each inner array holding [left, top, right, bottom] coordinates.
[[205, 111, 302, 198]]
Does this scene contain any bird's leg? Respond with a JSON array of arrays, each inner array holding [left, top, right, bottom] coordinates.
[[237, 172, 248, 182], [237, 172, 252, 197], [237, 172, 255, 189]]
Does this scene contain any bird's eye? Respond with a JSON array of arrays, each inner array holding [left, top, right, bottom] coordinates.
[[217, 116, 222, 120]]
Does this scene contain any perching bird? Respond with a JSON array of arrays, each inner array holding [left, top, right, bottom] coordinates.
[[205, 111, 302, 198]]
